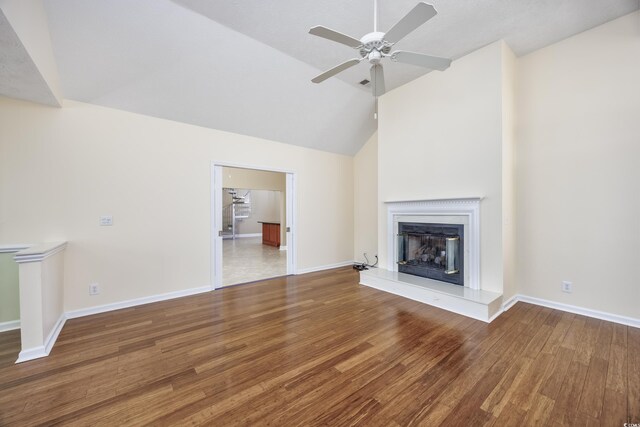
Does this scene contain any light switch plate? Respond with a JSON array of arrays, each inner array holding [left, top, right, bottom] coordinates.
[[99, 215, 113, 226]]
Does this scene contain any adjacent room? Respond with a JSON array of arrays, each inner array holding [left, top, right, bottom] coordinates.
[[220, 166, 288, 286], [0, 0, 638, 425]]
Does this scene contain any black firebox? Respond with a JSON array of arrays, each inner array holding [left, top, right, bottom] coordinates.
[[397, 222, 464, 286]]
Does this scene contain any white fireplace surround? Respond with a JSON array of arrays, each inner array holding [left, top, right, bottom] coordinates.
[[386, 198, 482, 290]]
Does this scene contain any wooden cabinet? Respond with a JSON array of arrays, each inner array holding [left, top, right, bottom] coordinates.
[[259, 222, 280, 247]]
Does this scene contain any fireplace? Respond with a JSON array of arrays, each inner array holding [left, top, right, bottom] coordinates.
[[397, 222, 464, 285], [386, 198, 480, 289], [358, 198, 504, 321]]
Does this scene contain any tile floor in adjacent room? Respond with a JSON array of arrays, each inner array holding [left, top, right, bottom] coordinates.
[[222, 236, 287, 286]]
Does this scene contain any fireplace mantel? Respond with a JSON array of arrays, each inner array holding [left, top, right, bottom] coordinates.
[[384, 197, 483, 206], [385, 197, 482, 290]]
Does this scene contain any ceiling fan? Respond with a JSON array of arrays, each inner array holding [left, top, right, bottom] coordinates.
[[309, 1, 451, 97]]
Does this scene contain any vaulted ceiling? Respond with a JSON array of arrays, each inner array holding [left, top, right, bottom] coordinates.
[[0, 10, 57, 106], [3, 1, 639, 154]]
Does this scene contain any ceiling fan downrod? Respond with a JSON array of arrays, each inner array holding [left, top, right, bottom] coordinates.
[[373, 0, 378, 32]]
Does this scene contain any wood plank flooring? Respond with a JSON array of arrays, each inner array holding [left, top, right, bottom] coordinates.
[[0, 267, 638, 426]]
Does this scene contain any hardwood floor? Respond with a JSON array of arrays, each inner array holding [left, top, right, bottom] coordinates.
[[0, 267, 638, 426]]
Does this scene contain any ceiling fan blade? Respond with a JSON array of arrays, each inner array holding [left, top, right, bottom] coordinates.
[[391, 50, 451, 71], [384, 2, 437, 44], [309, 26, 362, 48], [311, 59, 361, 83], [370, 64, 386, 97]]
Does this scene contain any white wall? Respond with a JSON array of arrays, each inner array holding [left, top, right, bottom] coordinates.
[[0, 252, 19, 324], [0, 98, 353, 312], [231, 189, 281, 235], [40, 251, 64, 340], [377, 41, 509, 294], [353, 132, 378, 263], [222, 167, 285, 192], [516, 11, 640, 318], [222, 167, 287, 243], [15, 244, 65, 361]]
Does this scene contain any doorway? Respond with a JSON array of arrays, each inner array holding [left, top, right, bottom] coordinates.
[[211, 163, 296, 289]]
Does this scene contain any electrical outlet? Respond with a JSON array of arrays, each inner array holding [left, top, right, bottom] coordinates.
[[89, 283, 100, 295], [561, 281, 572, 293]]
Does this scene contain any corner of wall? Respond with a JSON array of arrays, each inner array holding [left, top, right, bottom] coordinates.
[[501, 41, 518, 301], [353, 131, 378, 263], [513, 12, 640, 319]]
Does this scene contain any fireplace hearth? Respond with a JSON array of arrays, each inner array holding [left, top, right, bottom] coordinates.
[[362, 198, 498, 321], [397, 222, 464, 286]]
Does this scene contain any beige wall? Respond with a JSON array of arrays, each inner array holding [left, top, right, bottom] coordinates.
[[355, 12, 640, 320], [353, 132, 378, 263], [0, 98, 353, 312], [0, 252, 19, 323], [3, 11, 637, 323], [377, 41, 508, 294], [516, 11, 640, 318]]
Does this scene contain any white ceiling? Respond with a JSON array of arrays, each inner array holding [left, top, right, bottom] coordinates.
[[174, 0, 640, 92], [20, 1, 640, 154]]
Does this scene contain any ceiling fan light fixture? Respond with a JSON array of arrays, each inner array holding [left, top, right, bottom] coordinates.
[[368, 49, 382, 65]]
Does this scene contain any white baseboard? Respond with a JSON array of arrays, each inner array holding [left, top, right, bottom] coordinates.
[[502, 294, 640, 328], [65, 286, 212, 319], [16, 346, 47, 363], [13, 282, 638, 365], [16, 313, 66, 363], [0, 319, 20, 332], [296, 260, 354, 275], [16, 286, 211, 363], [279, 245, 287, 251], [237, 233, 262, 238], [44, 314, 67, 354], [501, 294, 519, 311], [487, 309, 504, 323]]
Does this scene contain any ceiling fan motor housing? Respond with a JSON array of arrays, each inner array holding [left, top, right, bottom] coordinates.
[[359, 31, 391, 62]]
